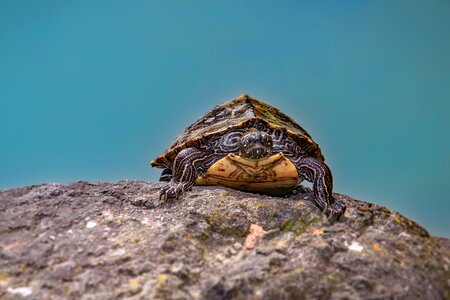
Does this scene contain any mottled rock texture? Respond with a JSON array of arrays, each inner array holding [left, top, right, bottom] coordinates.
[[0, 181, 449, 299]]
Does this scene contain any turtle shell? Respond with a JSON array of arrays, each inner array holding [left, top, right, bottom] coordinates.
[[151, 95, 324, 168]]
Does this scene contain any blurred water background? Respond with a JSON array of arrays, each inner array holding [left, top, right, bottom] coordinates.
[[1, 1, 449, 237]]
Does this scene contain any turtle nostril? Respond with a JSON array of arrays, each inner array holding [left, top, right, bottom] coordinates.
[[256, 149, 263, 158]]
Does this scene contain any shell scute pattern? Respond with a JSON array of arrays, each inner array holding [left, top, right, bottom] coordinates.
[[151, 95, 323, 169]]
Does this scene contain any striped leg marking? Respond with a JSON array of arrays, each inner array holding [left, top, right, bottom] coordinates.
[[294, 156, 346, 221], [159, 148, 221, 201], [159, 168, 172, 182]]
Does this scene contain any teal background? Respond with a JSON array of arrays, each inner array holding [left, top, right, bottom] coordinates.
[[1, 1, 449, 237]]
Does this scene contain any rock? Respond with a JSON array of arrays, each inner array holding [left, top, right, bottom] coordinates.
[[243, 224, 266, 250], [0, 180, 448, 299]]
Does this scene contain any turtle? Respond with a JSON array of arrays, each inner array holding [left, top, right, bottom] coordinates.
[[151, 95, 346, 221]]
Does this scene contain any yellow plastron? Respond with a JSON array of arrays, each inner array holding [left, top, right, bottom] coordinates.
[[195, 152, 298, 196]]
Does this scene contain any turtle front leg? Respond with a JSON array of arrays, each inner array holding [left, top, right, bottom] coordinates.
[[293, 156, 346, 222], [159, 148, 221, 201]]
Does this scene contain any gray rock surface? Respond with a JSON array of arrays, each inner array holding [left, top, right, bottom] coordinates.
[[0, 180, 449, 299]]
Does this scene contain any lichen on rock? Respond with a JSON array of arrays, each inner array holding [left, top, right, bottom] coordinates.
[[0, 181, 449, 299]]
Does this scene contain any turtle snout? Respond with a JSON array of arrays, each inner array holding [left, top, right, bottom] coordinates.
[[248, 146, 270, 159], [240, 131, 273, 159]]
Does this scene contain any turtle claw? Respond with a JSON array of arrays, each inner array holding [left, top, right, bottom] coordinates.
[[324, 199, 346, 222], [159, 181, 189, 202], [159, 190, 168, 202]]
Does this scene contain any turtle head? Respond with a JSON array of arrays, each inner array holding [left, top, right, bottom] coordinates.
[[240, 130, 273, 159]]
